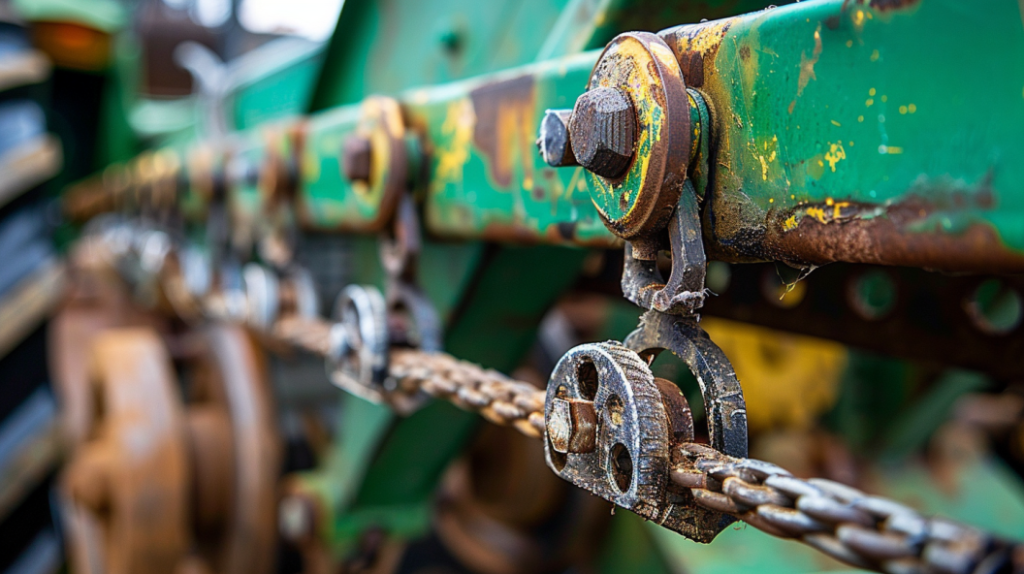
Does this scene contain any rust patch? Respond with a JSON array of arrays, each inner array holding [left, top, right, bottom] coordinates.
[[706, 185, 1024, 273], [659, 19, 734, 85], [863, 0, 921, 11], [791, 24, 823, 113], [470, 75, 536, 189]]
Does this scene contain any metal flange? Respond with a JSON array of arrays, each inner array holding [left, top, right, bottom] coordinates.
[[579, 32, 691, 259], [341, 96, 409, 231]]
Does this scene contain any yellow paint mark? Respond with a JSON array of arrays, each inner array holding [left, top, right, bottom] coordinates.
[[434, 99, 476, 187], [858, 115, 864, 122], [784, 215, 798, 230], [908, 103, 917, 113], [899, 105, 907, 114], [806, 206, 828, 223], [684, 19, 733, 57], [869, 88, 876, 96], [853, 10, 865, 28], [870, 49, 880, 62], [865, 98, 874, 107], [796, 24, 823, 99], [846, 40, 853, 48], [824, 142, 846, 172], [887, 146, 903, 154], [769, 198, 774, 203], [756, 149, 777, 181], [831, 119, 841, 127], [849, 141, 854, 147], [791, 194, 796, 200], [825, 197, 834, 206]]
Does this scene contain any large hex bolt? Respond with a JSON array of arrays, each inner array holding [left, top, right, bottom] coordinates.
[[546, 397, 598, 453], [537, 109, 578, 167], [342, 135, 373, 183], [568, 87, 637, 179]]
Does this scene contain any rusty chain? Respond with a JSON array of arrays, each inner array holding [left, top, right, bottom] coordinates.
[[274, 315, 1024, 574], [85, 226, 1024, 574], [271, 315, 1024, 574], [672, 443, 1024, 574], [273, 315, 547, 438]]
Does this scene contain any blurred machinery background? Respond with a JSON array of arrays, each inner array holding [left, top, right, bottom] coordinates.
[[0, 0, 1022, 573]]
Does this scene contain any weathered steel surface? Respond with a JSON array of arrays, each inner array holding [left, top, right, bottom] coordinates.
[[300, 97, 409, 232], [199, 325, 281, 574], [701, 262, 1024, 381], [660, 0, 1024, 272], [578, 32, 690, 253], [543, 340, 741, 543], [63, 328, 190, 574]]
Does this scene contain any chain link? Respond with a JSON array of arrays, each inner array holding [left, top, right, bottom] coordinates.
[[673, 443, 1024, 574], [86, 227, 1024, 574], [270, 314, 1024, 573]]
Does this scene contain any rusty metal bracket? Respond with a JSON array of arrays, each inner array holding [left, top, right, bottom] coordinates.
[[624, 310, 748, 459], [542, 340, 742, 543], [621, 181, 707, 315], [380, 194, 442, 354]]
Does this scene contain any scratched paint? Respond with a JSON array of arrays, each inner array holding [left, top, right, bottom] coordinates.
[[662, 0, 1024, 271]]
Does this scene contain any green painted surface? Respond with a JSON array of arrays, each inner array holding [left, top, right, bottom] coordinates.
[[666, 0, 1024, 258], [147, 0, 1024, 269], [301, 52, 614, 245], [299, 104, 378, 230], [310, 0, 575, 110], [597, 511, 673, 574], [406, 52, 611, 246], [228, 41, 326, 131]]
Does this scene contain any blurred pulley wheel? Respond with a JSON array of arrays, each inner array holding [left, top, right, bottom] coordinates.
[[188, 324, 281, 574], [62, 328, 191, 574], [60, 323, 280, 574]]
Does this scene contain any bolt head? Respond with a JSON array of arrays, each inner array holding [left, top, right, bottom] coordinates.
[[342, 135, 373, 183], [547, 397, 598, 454], [569, 87, 637, 179], [537, 109, 578, 167]]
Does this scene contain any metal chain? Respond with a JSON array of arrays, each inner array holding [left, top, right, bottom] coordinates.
[[269, 317, 1024, 574], [87, 228, 1024, 574], [273, 315, 546, 438], [672, 443, 1024, 574]]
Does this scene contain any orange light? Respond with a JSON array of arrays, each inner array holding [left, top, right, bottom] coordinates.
[[31, 21, 112, 71]]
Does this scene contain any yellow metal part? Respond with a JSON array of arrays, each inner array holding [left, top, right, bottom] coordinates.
[[701, 317, 847, 432]]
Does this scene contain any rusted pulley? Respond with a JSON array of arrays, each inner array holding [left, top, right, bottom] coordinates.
[[58, 319, 280, 574]]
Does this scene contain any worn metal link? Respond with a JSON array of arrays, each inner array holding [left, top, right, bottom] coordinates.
[[269, 315, 1024, 573], [673, 443, 1024, 574], [85, 225, 1024, 574], [273, 315, 546, 438]]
